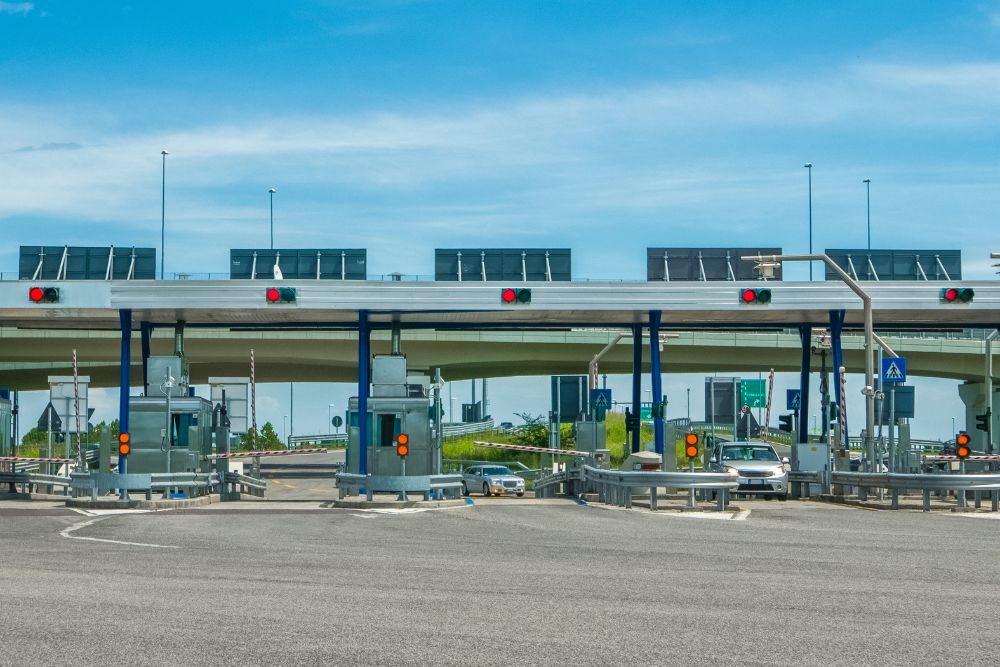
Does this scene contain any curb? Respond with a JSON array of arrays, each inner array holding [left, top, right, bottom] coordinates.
[[66, 494, 217, 510]]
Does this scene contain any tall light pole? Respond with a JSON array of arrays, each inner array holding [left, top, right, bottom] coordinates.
[[804, 163, 813, 280], [160, 150, 169, 280], [686, 387, 691, 422], [863, 178, 871, 250], [268, 188, 276, 249], [328, 402, 335, 434]]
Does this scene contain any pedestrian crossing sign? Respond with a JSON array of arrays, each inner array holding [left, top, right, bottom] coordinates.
[[881, 357, 907, 383]]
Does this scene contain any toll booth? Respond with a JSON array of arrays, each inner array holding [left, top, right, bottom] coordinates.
[[574, 420, 610, 468], [347, 355, 434, 477], [126, 396, 214, 475]]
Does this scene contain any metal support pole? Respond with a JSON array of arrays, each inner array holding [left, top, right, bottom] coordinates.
[[798, 325, 812, 444], [649, 311, 664, 460], [830, 309, 846, 437], [140, 321, 152, 394], [358, 310, 370, 476], [118, 309, 131, 499], [631, 323, 643, 453]]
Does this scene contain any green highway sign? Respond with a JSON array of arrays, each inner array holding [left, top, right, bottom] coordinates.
[[740, 379, 767, 408], [639, 406, 652, 420]]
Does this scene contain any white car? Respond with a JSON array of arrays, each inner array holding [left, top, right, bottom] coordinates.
[[461, 465, 526, 497], [709, 441, 788, 500]]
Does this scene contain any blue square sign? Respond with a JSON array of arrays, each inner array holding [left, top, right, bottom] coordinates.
[[786, 389, 801, 410], [881, 357, 907, 383]]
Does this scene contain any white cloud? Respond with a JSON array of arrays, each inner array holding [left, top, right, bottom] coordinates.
[[0, 2, 33, 15]]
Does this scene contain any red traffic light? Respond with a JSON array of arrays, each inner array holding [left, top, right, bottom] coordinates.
[[28, 286, 59, 303], [941, 287, 974, 303], [739, 288, 771, 304], [500, 288, 531, 304], [265, 287, 296, 303]]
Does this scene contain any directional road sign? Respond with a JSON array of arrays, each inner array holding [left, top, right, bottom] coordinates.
[[881, 357, 907, 384], [786, 389, 801, 411], [332, 416, 343, 428], [740, 379, 767, 408]]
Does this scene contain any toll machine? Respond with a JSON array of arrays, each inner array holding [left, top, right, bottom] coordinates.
[[347, 355, 434, 478], [126, 355, 215, 475]]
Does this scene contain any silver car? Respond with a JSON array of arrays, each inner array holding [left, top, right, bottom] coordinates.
[[709, 441, 788, 500], [461, 465, 526, 497]]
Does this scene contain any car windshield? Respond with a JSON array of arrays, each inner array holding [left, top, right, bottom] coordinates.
[[482, 466, 514, 476], [722, 446, 779, 462]]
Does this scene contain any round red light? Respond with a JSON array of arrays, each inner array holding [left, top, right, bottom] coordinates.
[[944, 288, 959, 302], [28, 287, 44, 302], [501, 289, 517, 303], [741, 289, 757, 303], [266, 288, 280, 302]]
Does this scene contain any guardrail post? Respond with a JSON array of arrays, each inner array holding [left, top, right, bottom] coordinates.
[[891, 488, 899, 510], [922, 489, 930, 512], [649, 486, 657, 512]]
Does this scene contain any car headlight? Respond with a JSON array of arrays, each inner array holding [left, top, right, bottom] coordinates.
[[490, 479, 503, 485]]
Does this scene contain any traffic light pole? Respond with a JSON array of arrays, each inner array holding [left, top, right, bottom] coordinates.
[[649, 311, 664, 461], [118, 309, 131, 500]]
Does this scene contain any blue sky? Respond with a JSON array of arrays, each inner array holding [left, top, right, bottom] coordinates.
[[2, 1, 998, 440]]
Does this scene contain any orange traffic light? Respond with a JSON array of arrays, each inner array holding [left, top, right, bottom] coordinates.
[[118, 432, 131, 457], [956, 431, 971, 459], [684, 433, 699, 458], [396, 433, 410, 457]]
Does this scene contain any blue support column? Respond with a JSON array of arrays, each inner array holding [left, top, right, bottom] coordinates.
[[829, 309, 846, 436], [118, 310, 132, 479], [140, 321, 152, 394], [631, 322, 643, 452], [798, 325, 812, 444], [358, 310, 370, 476], [649, 311, 664, 457]]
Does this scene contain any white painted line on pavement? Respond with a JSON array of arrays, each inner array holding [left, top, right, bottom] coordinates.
[[60, 516, 179, 549]]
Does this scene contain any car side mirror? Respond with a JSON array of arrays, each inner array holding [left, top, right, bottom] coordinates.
[[781, 457, 790, 465]]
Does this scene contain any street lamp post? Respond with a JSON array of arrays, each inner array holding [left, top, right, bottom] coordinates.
[[268, 188, 276, 249], [686, 387, 691, 422], [863, 178, 871, 250], [328, 402, 335, 435], [160, 150, 169, 280], [745, 252, 876, 470], [804, 163, 813, 280]]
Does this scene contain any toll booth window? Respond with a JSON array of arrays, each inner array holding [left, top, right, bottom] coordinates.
[[378, 414, 401, 447], [171, 414, 190, 447]]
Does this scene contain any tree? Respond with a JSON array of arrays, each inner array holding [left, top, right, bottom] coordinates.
[[258, 422, 282, 449], [512, 412, 548, 448]]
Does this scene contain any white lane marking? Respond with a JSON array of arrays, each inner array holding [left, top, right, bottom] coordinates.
[[60, 516, 179, 549]]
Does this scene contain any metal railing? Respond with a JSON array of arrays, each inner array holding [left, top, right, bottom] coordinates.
[[0, 471, 73, 495], [535, 464, 739, 511], [69, 470, 220, 501], [223, 472, 266, 498], [336, 472, 464, 501], [442, 420, 496, 438], [830, 470, 1000, 512]]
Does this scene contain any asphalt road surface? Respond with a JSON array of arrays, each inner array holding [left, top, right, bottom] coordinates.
[[1, 498, 998, 666]]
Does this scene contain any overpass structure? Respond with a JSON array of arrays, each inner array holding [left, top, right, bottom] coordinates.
[[0, 327, 995, 388], [2, 274, 998, 473]]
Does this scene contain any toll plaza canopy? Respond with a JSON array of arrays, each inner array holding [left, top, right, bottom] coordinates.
[[1, 280, 998, 329]]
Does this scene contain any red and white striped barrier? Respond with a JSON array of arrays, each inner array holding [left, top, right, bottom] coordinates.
[[0, 456, 76, 464], [207, 447, 329, 460], [473, 441, 583, 456], [925, 455, 1000, 462]]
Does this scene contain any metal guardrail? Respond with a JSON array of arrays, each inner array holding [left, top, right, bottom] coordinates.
[[535, 464, 739, 511], [69, 470, 220, 501], [442, 420, 496, 438], [336, 472, 464, 501], [830, 471, 1000, 511], [0, 471, 73, 495], [224, 472, 266, 498]]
